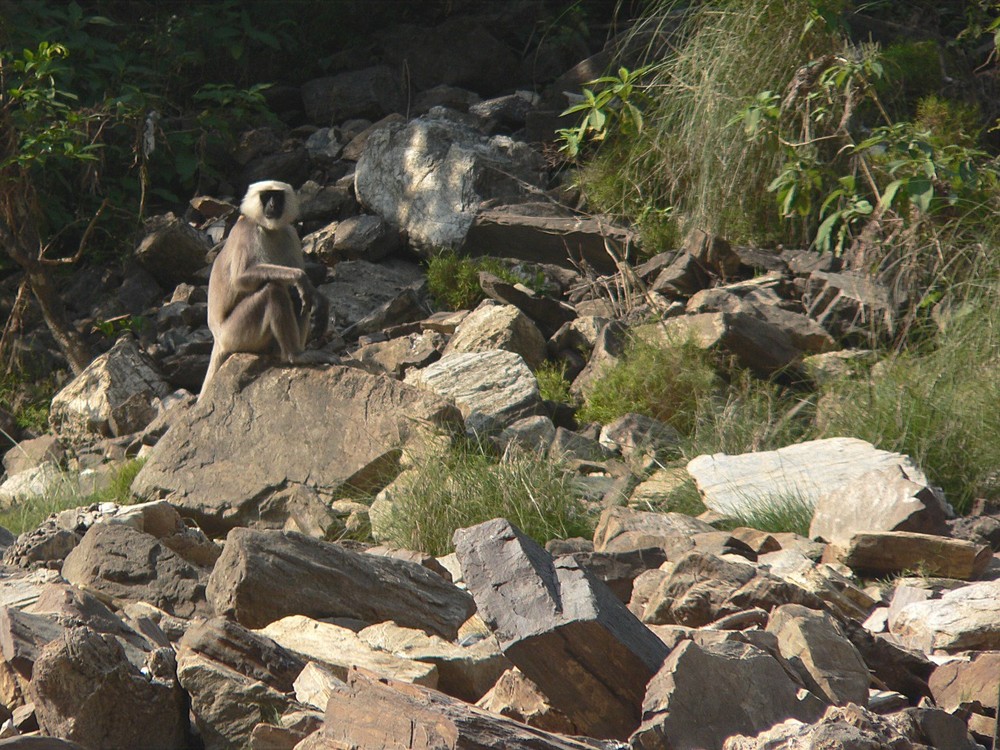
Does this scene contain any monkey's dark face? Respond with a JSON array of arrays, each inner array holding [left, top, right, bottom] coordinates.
[[260, 190, 286, 221]]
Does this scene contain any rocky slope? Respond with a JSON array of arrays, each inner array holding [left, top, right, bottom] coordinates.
[[0, 5, 998, 749]]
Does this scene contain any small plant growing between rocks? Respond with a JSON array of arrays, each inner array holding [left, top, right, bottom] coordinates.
[[425, 249, 526, 311]]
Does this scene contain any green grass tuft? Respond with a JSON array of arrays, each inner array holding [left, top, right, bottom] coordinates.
[[0, 458, 146, 536], [577, 333, 719, 432], [378, 441, 594, 556]]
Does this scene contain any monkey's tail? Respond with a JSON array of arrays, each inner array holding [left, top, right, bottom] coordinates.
[[199, 342, 226, 402]]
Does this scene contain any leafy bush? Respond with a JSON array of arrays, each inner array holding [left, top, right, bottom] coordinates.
[[577, 333, 719, 432], [377, 441, 594, 556], [535, 360, 574, 404], [425, 250, 529, 311]]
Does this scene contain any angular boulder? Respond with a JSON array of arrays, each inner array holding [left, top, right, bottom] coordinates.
[[453, 518, 669, 740], [826, 531, 991, 579], [766, 603, 870, 706], [633, 639, 824, 750], [207, 528, 474, 638], [405, 350, 543, 434], [889, 580, 1000, 652], [29, 627, 187, 750], [810, 465, 952, 544], [49, 336, 171, 439], [132, 358, 463, 535], [176, 617, 303, 750], [356, 113, 544, 250], [444, 302, 547, 371], [61, 523, 209, 619]]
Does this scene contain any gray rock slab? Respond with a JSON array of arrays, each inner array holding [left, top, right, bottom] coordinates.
[[207, 528, 474, 639], [633, 639, 825, 750], [687, 437, 927, 517], [453, 518, 669, 740], [406, 349, 543, 434], [132, 357, 463, 535]]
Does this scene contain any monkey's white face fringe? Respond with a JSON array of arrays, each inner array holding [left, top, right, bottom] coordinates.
[[241, 180, 300, 230]]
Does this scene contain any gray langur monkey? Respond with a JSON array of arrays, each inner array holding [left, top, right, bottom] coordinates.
[[200, 180, 328, 399]]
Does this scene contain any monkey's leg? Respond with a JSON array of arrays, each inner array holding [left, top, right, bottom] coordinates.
[[219, 282, 304, 362]]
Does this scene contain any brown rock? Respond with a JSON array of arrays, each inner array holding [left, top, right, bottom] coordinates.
[[29, 627, 187, 750], [207, 528, 474, 638], [176, 617, 304, 750], [476, 668, 577, 734], [317, 667, 616, 750], [766, 604, 870, 706], [132, 359, 463, 535], [825, 530, 992, 579], [61, 523, 209, 618], [633, 639, 825, 750]]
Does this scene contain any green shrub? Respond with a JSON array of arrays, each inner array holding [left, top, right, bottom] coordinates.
[[535, 360, 575, 404], [577, 333, 719, 432], [425, 250, 527, 311], [377, 441, 594, 556], [817, 328, 1000, 514], [575, 0, 838, 244]]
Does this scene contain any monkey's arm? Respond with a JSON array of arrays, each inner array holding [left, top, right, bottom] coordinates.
[[232, 262, 308, 292]]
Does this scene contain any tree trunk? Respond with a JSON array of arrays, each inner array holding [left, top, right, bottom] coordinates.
[[0, 219, 93, 376]]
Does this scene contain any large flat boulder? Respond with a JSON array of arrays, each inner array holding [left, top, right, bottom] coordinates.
[[207, 528, 474, 639], [687, 437, 927, 517], [132, 357, 463, 535]]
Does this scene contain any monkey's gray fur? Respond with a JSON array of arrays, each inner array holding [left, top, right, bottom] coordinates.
[[201, 180, 328, 399]]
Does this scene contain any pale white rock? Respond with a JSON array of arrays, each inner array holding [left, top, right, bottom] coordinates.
[[293, 661, 344, 711], [687, 437, 927, 517], [889, 579, 1000, 652], [405, 349, 543, 434], [444, 302, 547, 371], [256, 615, 438, 687], [49, 336, 171, 438], [809, 465, 951, 545], [0, 463, 64, 509]]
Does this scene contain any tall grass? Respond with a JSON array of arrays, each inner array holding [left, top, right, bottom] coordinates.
[[817, 289, 1000, 514], [0, 459, 145, 535], [576, 334, 719, 431], [377, 441, 594, 556], [581, 0, 837, 244]]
